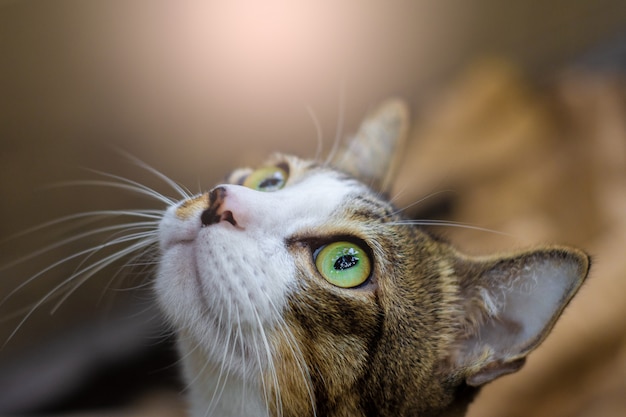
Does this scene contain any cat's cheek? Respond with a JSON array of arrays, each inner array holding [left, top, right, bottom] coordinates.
[[155, 244, 204, 326], [158, 205, 202, 251]]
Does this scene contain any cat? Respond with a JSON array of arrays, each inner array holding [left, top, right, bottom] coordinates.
[[154, 99, 590, 417]]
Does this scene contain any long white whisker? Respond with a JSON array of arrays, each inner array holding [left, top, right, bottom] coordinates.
[[86, 169, 177, 202], [55, 227, 158, 296], [60, 178, 175, 206], [1, 219, 159, 272], [234, 307, 248, 416], [249, 316, 270, 417], [305, 105, 324, 163], [389, 220, 515, 237], [203, 304, 232, 414], [1, 227, 157, 308], [4, 235, 155, 345], [206, 304, 239, 417], [49, 235, 158, 313], [0, 209, 162, 245], [115, 149, 193, 200], [252, 304, 282, 417], [104, 242, 160, 296], [173, 336, 208, 391], [387, 185, 408, 206], [388, 190, 458, 218], [266, 295, 316, 417], [324, 81, 346, 167]]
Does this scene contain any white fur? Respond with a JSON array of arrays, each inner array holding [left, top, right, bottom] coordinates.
[[155, 172, 359, 417]]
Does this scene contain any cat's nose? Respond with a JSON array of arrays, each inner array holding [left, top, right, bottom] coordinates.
[[201, 186, 238, 227]]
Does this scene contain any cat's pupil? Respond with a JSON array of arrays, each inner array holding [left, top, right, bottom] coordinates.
[[334, 255, 359, 270], [259, 176, 281, 189]]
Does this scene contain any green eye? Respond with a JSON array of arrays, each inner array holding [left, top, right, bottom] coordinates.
[[315, 241, 371, 288], [243, 166, 288, 192]]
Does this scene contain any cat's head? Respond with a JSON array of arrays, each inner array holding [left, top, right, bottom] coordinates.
[[155, 100, 589, 417]]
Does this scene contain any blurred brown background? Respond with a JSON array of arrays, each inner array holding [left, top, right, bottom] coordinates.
[[1, 1, 625, 416]]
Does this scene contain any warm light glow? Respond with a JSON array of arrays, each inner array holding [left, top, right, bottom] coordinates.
[[94, 1, 467, 116], [71, 1, 470, 157], [172, 1, 363, 103]]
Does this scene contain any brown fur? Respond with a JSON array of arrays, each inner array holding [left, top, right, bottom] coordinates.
[[265, 101, 588, 416], [167, 99, 590, 416], [265, 199, 588, 416]]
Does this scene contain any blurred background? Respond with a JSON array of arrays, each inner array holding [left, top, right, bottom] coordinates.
[[0, 0, 625, 416]]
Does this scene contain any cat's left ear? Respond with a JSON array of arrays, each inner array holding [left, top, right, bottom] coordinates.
[[332, 98, 410, 193], [449, 247, 590, 386]]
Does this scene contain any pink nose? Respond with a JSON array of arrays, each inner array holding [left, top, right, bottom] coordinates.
[[200, 186, 236, 227]]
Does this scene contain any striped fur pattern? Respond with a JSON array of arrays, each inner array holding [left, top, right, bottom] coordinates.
[[155, 100, 590, 417]]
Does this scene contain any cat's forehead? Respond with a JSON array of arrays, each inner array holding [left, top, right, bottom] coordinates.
[[225, 153, 396, 219], [216, 153, 401, 246]]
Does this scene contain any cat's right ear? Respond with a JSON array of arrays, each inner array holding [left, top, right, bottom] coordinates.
[[447, 247, 590, 387], [331, 99, 410, 194]]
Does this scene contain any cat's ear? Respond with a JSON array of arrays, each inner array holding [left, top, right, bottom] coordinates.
[[449, 247, 590, 386], [332, 98, 410, 193]]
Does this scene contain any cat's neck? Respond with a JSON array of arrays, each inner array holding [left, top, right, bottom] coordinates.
[[178, 336, 478, 417], [178, 337, 270, 417]]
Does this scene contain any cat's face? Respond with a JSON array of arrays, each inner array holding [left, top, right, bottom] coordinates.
[[155, 100, 589, 417], [156, 153, 416, 416], [156, 153, 386, 367]]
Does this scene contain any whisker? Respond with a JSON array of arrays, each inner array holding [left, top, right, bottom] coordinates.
[[305, 105, 324, 164], [265, 295, 316, 417], [389, 219, 515, 237], [105, 244, 159, 295], [0, 219, 160, 272], [197, 298, 232, 416], [388, 190, 459, 218], [249, 316, 271, 417], [60, 178, 175, 206], [115, 149, 193, 200], [205, 304, 239, 417], [174, 336, 208, 392], [0, 209, 162, 245], [387, 185, 408, 206], [252, 304, 282, 417], [324, 81, 346, 167], [235, 308, 248, 416], [1, 228, 157, 308], [4, 235, 156, 345], [49, 236, 158, 314], [55, 233, 159, 312]]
